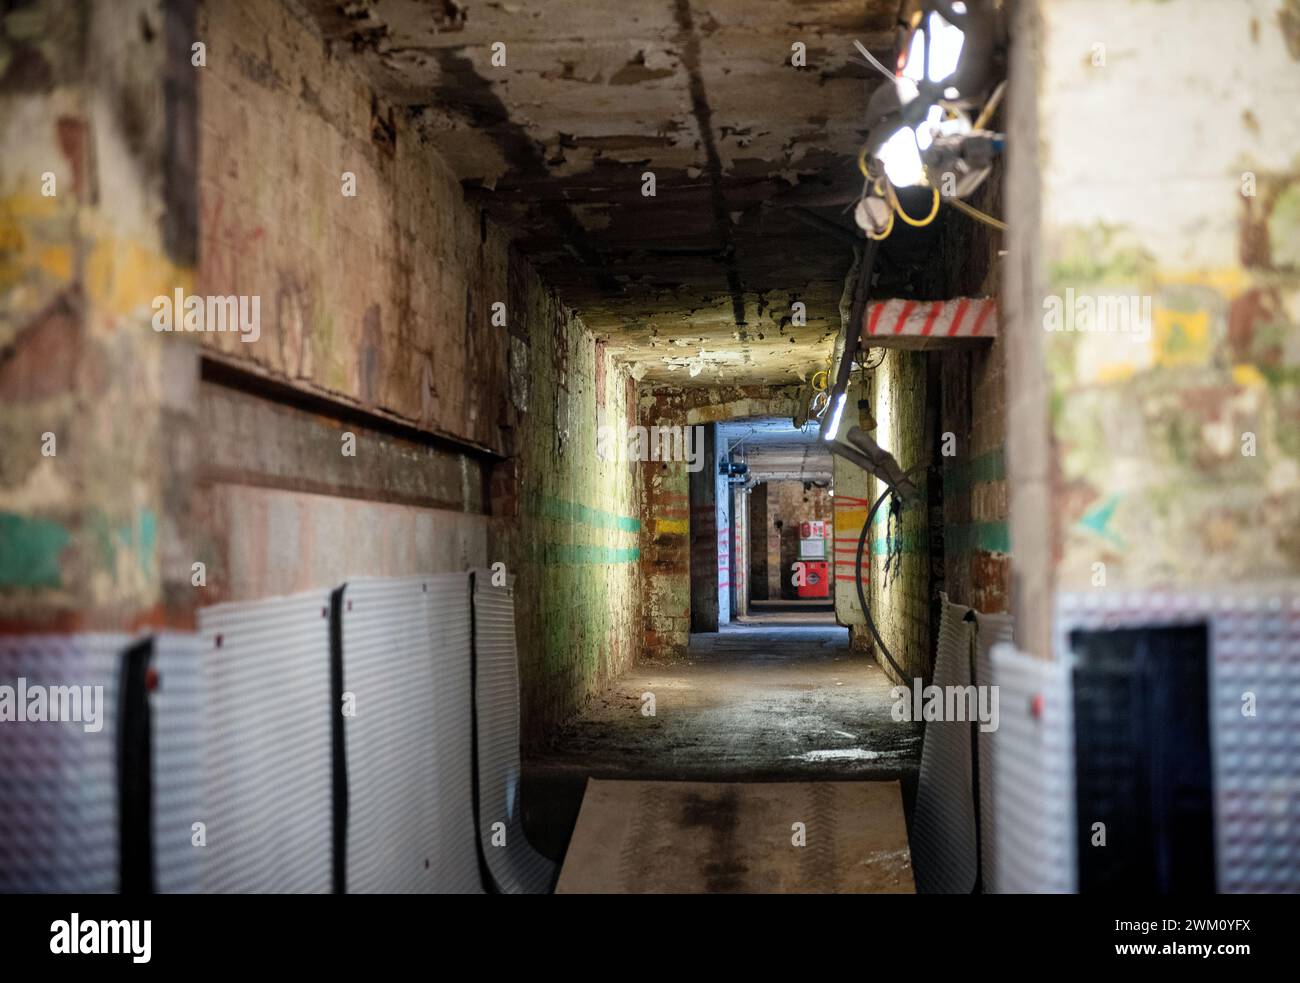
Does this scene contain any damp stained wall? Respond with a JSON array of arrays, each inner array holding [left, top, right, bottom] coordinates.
[[1, 0, 644, 747], [491, 257, 642, 749], [0, 0, 195, 629], [1006, 0, 1300, 657], [196, 0, 510, 452], [188, 0, 498, 609], [865, 349, 933, 683], [940, 336, 1011, 616], [193, 1, 642, 746]]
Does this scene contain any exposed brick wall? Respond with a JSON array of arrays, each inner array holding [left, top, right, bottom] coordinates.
[[643, 449, 692, 654], [639, 384, 802, 657], [186, 0, 508, 616], [189, 1, 642, 748], [867, 349, 932, 683], [766, 480, 833, 598], [940, 335, 1011, 615]]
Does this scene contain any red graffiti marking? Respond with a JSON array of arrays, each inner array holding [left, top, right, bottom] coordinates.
[[200, 191, 266, 292]]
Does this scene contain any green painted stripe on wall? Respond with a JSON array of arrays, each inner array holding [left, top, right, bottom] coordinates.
[[866, 521, 1010, 556], [945, 521, 1011, 554], [534, 494, 641, 533], [942, 448, 1006, 495], [542, 544, 641, 565]]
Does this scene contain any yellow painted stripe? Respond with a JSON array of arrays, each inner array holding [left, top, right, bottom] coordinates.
[[655, 518, 688, 535]]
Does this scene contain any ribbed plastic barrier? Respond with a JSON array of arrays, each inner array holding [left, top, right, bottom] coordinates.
[[197, 591, 335, 893], [972, 610, 1014, 894], [989, 642, 1075, 894], [910, 593, 978, 893], [471, 571, 556, 893], [338, 575, 480, 893], [151, 631, 204, 893]]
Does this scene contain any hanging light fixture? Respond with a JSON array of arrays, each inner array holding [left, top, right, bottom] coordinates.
[[853, 0, 1007, 236], [821, 391, 849, 442], [899, 4, 968, 89]]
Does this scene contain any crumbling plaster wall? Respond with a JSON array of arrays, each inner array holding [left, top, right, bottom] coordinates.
[[197, 0, 510, 451], [0, 0, 195, 630], [190, 0, 501, 608], [1007, 0, 1300, 658], [198, 0, 640, 747], [1, 0, 643, 749]]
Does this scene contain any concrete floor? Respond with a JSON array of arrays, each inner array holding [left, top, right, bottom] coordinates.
[[523, 604, 922, 861]]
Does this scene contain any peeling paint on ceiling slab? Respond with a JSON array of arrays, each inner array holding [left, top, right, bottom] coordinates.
[[302, 0, 900, 385]]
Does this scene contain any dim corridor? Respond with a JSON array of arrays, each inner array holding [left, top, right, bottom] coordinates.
[[2, 0, 1297, 905], [522, 607, 921, 861]]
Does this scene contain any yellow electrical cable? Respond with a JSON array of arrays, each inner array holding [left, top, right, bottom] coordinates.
[[865, 205, 894, 240], [852, 163, 895, 240], [887, 180, 941, 227], [973, 80, 1008, 132], [811, 369, 829, 391], [946, 195, 1008, 231]]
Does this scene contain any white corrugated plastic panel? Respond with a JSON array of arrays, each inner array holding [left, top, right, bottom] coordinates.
[[0, 634, 126, 892], [338, 573, 480, 892], [973, 610, 1015, 895], [910, 593, 978, 894], [340, 575, 479, 893], [989, 642, 1075, 893], [197, 591, 335, 893], [1057, 589, 1300, 893], [472, 571, 557, 893], [152, 631, 204, 893], [425, 572, 482, 892]]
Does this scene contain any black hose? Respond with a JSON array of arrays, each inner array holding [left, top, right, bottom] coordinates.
[[852, 464, 930, 680]]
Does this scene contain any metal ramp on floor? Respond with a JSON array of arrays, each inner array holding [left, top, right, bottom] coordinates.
[[556, 779, 913, 894]]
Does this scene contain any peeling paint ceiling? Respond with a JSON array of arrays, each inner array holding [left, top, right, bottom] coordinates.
[[301, 0, 902, 385]]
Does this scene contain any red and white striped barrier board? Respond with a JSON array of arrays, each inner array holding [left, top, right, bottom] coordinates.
[[863, 297, 998, 339]]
